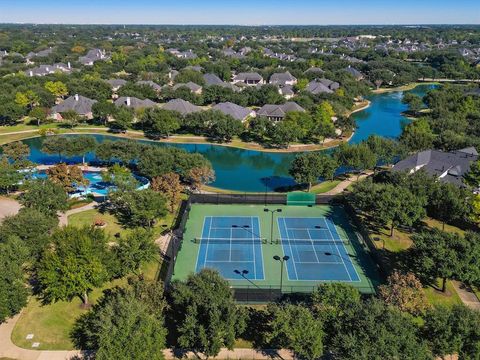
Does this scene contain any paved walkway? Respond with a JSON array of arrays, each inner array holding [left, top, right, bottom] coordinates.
[[323, 172, 373, 196], [452, 281, 480, 310], [0, 197, 21, 223], [58, 202, 98, 227]]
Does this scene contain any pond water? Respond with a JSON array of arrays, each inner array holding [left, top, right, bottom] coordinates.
[[21, 85, 435, 192]]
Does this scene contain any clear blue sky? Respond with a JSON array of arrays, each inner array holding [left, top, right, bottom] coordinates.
[[0, 0, 479, 25]]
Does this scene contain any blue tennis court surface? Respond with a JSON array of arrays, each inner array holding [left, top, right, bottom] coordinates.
[[277, 217, 360, 282], [195, 216, 264, 280]]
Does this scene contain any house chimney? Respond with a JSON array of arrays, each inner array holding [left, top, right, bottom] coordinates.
[[67, 61, 71, 69], [46, 66, 50, 72], [29, 70, 33, 77], [74, 94, 79, 101], [126, 97, 131, 107]]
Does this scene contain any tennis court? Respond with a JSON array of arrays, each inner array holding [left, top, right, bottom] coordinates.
[[277, 217, 360, 282], [173, 204, 378, 295], [195, 216, 264, 280]]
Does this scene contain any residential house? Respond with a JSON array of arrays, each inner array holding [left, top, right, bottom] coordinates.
[[79, 49, 108, 66], [232, 72, 264, 86], [25, 63, 72, 77], [269, 71, 297, 86], [203, 73, 241, 92], [256, 102, 305, 122], [172, 82, 203, 95], [136, 80, 162, 92], [26, 47, 54, 63], [279, 85, 295, 100], [213, 102, 255, 122], [305, 79, 338, 95], [344, 66, 365, 80], [304, 67, 324, 76], [50, 94, 97, 120], [392, 147, 479, 188], [114, 96, 157, 110], [106, 79, 127, 92], [162, 98, 202, 115]]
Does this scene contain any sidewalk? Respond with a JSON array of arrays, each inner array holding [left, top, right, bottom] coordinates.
[[452, 281, 480, 310], [58, 202, 98, 227]]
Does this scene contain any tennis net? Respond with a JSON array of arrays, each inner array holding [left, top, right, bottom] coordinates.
[[194, 238, 267, 244]]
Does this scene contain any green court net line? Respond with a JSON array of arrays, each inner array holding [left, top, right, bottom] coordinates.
[[287, 192, 316, 206]]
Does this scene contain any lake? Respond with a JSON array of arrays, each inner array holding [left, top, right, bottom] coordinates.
[[21, 85, 435, 192]]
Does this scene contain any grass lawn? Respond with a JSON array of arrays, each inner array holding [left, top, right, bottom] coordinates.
[[367, 217, 464, 307], [68, 209, 126, 237], [310, 180, 341, 194], [12, 255, 160, 351]]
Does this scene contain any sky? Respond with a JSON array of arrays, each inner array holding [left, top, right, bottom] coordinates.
[[0, 0, 479, 25]]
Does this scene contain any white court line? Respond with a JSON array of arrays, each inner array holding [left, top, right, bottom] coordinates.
[[295, 261, 344, 264], [250, 216, 257, 279], [204, 216, 212, 268], [194, 217, 208, 272], [282, 217, 299, 280], [326, 220, 352, 282], [205, 260, 255, 263], [306, 229, 320, 263], [229, 226, 232, 262]]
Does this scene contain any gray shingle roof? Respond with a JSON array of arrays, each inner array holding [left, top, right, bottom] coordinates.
[[136, 80, 162, 92], [257, 102, 305, 120], [269, 71, 297, 85], [114, 97, 157, 109], [51, 95, 96, 115], [203, 73, 224, 86], [162, 99, 201, 115], [306, 80, 334, 94], [213, 102, 253, 121], [234, 72, 263, 82], [393, 148, 479, 187], [106, 79, 127, 89], [172, 82, 202, 93]]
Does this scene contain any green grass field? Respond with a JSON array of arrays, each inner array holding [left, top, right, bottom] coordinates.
[[173, 204, 379, 294]]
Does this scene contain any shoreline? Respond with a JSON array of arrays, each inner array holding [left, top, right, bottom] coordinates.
[[0, 100, 373, 153], [372, 81, 438, 94]]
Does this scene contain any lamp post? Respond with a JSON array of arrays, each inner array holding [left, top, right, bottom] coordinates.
[[273, 255, 290, 292], [264, 208, 282, 244]]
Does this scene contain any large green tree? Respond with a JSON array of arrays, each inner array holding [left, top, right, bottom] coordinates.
[[19, 179, 69, 216], [142, 108, 180, 138], [169, 269, 246, 358], [37, 226, 111, 306]]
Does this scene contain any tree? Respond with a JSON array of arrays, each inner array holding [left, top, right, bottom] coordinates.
[[151, 172, 183, 212], [335, 143, 377, 178], [92, 101, 116, 127], [428, 182, 469, 230], [102, 164, 138, 192], [423, 305, 480, 359], [112, 229, 157, 277], [329, 299, 430, 359], [402, 93, 423, 114], [110, 189, 167, 227], [265, 303, 323, 360], [44, 81, 68, 98], [46, 163, 88, 193], [15, 90, 39, 110], [19, 179, 68, 216], [209, 114, 244, 142], [67, 135, 97, 165], [186, 166, 215, 191], [289, 152, 323, 191], [411, 229, 463, 292], [312, 101, 336, 142], [170, 269, 246, 358], [464, 159, 480, 189], [400, 118, 435, 152], [37, 226, 111, 306], [269, 119, 303, 148], [62, 109, 80, 128], [0, 236, 29, 323], [112, 106, 134, 131], [0, 157, 23, 194], [470, 194, 480, 225], [28, 106, 48, 126], [0, 208, 58, 258], [71, 287, 166, 360], [379, 271, 430, 316], [41, 136, 70, 160], [142, 108, 180, 138]]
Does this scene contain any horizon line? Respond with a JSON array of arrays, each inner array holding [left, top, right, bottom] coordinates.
[[1, 22, 480, 26]]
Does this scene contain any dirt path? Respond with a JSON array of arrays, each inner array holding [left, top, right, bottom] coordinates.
[[452, 281, 480, 310], [323, 172, 372, 196], [0, 197, 21, 223]]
